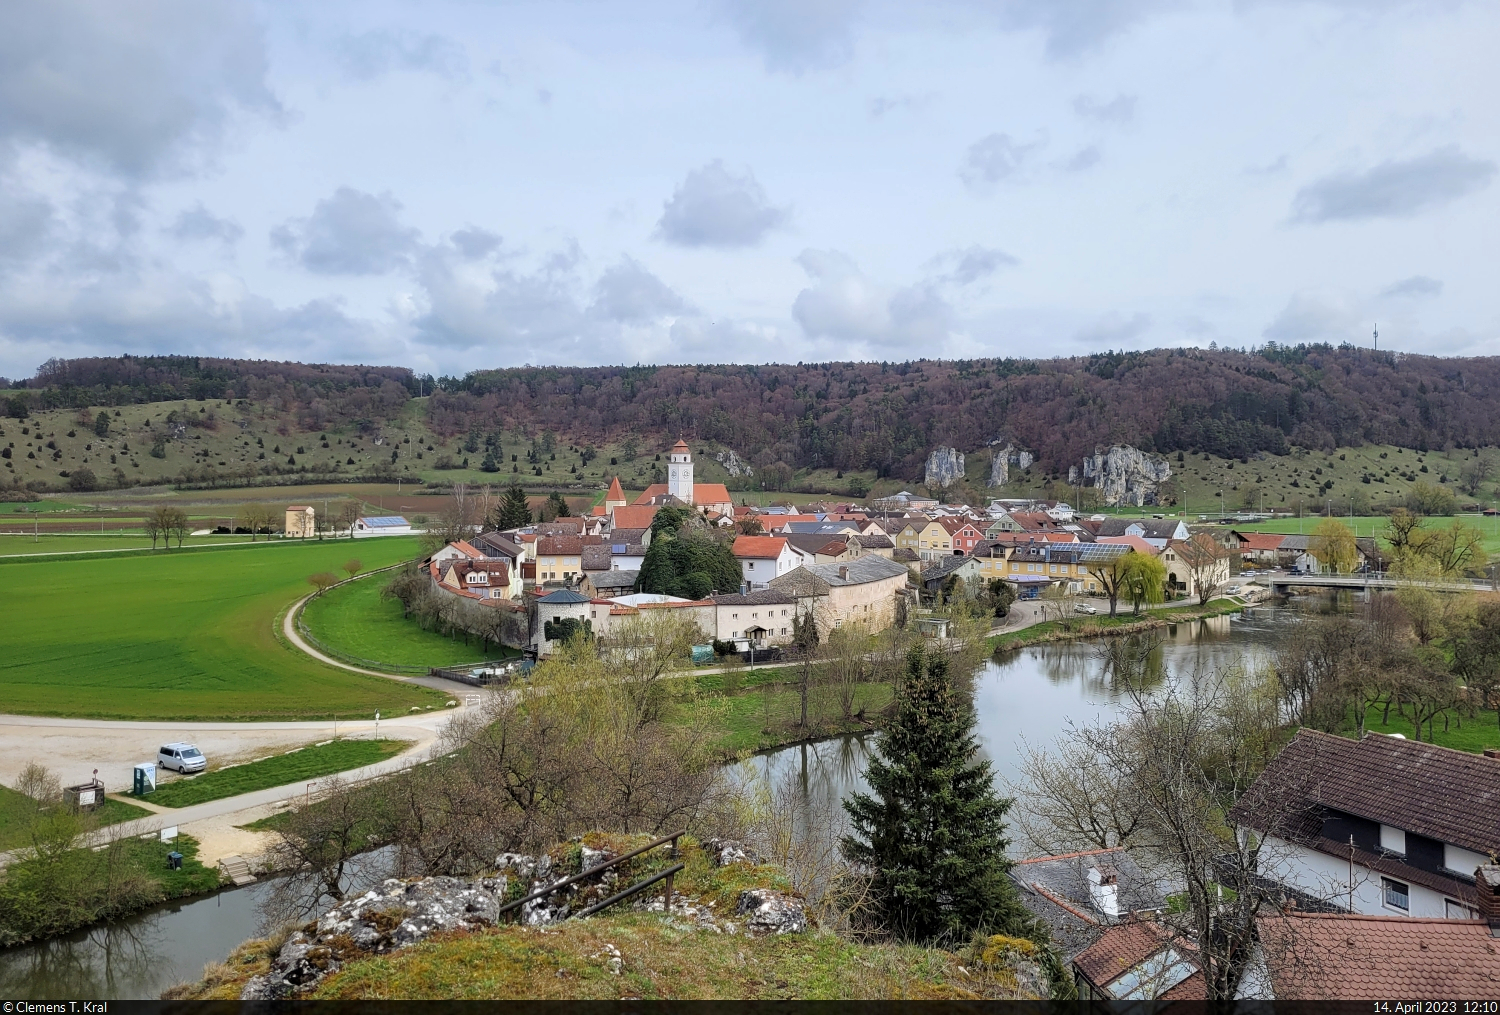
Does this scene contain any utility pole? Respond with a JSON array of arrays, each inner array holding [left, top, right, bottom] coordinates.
[[1373, 323, 1378, 353]]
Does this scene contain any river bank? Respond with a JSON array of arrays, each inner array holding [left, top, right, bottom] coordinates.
[[987, 597, 1250, 653]]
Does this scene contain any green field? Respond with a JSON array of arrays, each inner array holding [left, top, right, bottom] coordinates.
[[301, 575, 516, 670], [0, 785, 153, 850], [0, 538, 444, 721], [0, 533, 257, 556], [1361, 704, 1500, 755], [146, 738, 407, 808]]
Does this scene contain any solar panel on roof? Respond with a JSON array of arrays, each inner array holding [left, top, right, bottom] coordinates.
[[612, 544, 627, 552]]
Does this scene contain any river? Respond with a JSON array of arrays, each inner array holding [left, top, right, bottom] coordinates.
[[0, 601, 1321, 999]]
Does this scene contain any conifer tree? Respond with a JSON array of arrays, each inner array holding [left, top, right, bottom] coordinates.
[[494, 484, 531, 529], [842, 647, 1029, 944]]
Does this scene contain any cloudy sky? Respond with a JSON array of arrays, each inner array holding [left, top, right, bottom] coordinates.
[[0, 0, 1495, 380]]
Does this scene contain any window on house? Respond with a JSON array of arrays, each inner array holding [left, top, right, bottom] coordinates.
[[1444, 843, 1488, 876], [780, 627, 787, 635], [1379, 825, 1406, 855], [1446, 898, 1478, 920], [1381, 877, 1409, 912]]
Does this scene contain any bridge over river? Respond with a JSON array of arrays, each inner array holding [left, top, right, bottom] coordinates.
[[1271, 574, 1496, 594]]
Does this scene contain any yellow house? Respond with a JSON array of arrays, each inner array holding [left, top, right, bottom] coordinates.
[[536, 535, 583, 583], [986, 544, 1119, 594], [897, 517, 961, 561]]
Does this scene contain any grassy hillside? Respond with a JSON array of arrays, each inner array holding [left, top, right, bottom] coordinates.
[[0, 537, 443, 721], [177, 834, 1047, 1001]]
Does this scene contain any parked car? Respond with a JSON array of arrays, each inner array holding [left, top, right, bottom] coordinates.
[[1225, 585, 1242, 595], [1073, 603, 1098, 614], [158, 743, 207, 774]]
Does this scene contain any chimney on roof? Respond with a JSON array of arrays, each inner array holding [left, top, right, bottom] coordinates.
[[1475, 865, 1500, 936], [1485, 748, 1500, 760], [1088, 865, 1121, 920], [839, 565, 849, 580]]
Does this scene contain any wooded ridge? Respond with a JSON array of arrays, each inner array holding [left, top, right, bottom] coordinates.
[[12, 344, 1500, 476]]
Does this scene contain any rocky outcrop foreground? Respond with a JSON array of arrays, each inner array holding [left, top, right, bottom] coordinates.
[[240, 840, 806, 1000]]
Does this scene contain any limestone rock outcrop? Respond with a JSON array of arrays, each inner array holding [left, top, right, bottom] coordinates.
[[924, 447, 965, 488], [712, 450, 754, 478], [987, 444, 1035, 488], [1071, 445, 1172, 507]]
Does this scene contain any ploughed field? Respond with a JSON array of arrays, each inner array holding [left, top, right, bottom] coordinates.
[[0, 537, 443, 721]]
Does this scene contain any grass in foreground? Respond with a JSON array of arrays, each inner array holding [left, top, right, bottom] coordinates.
[[202, 834, 1027, 1001], [0, 536, 443, 721], [301, 575, 515, 669], [145, 739, 407, 808], [0, 785, 153, 850]]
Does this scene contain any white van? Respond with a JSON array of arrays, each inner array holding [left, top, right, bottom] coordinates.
[[158, 743, 207, 774]]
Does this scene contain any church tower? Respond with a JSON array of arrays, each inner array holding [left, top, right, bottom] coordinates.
[[667, 438, 693, 504]]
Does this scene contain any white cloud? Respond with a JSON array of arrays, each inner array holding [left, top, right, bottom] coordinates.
[[1291, 146, 1496, 222], [1072, 93, 1136, 123], [168, 203, 244, 245], [792, 249, 953, 350], [926, 245, 1020, 285], [335, 30, 468, 81], [0, 0, 278, 178], [271, 187, 421, 276], [590, 257, 688, 323], [656, 161, 788, 248], [960, 133, 1044, 190], [717, 0, 863, 73], [1379, 275, 1443, 298]]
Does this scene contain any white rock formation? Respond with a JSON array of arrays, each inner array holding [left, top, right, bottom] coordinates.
[[987, 444, 1035, 487], [712, 450, 754, 478], [1075, 446, 1173, 507], [924, 447, 965, 488]]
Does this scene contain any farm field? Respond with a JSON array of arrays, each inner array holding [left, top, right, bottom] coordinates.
[[301, 575, 517, 670], [0, 534, 251, 556], [0, 537, 443, 722], [146, 738, 406, 808]]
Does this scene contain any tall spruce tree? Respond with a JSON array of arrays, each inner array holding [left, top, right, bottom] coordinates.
[[842, 647, 1030, 944], [494, 484, 531, 529]]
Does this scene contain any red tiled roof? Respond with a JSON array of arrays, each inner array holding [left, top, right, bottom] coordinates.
[[1074, 922, 1204, 1000], [1257, 911, 1500, 1000], [671, 438, 690, 452], [937, 516, 981, 535], [1233, 531, 1288, 551], [537, 535, 583, 555], [606, 476, 625, 502], [632, 483, 733, 507], [448, 540, 484, 559], [609, 505, 658, 530], [733, 535, 789, 559]]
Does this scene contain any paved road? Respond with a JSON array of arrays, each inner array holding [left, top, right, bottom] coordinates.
[[0, 712, 463, 869]]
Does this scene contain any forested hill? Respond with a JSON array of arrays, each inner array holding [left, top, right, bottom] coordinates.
[[426, 345, 1500, 476], [12, 345, 1500, 476], [6, 356, 416, 431]]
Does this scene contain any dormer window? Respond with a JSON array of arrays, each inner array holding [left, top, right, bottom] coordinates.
[[1379, 824, 1406, 854]]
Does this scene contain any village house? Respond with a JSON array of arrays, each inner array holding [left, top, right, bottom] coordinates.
[[1229, 730, 1500, 921], [1092, 517, 1189, 548], [1229, 530, 1287, 564], [1009, 847, 1169, 966], [732, 534, 800, 588], [937, 515, 986, 554], [1244, 880, 1500, 1001], [535, 535, 583, 584], [1160, 533, 1233, 599], [710, 590, 797, 648], [440, 559, 515, 601], [768, 554, 911, 638], [919, 554, 985, 595], [580, 568, 638, 599], [284, 505, 316, 538]]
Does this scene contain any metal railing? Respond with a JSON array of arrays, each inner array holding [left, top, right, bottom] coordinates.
[[496, 830, 685, 923]]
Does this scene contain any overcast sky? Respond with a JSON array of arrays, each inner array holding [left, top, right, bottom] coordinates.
[[0, 0, 1495, 380]]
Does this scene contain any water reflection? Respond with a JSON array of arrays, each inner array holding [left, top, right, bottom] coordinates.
[[0, 880, 275, 1000], [752, 603, 1311, 827]]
